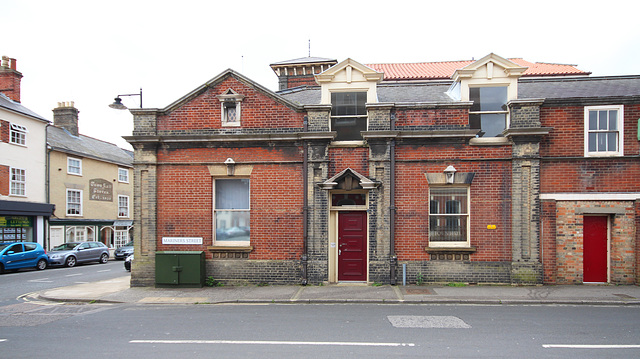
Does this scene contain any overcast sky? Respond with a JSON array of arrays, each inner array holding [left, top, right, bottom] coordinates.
[[3, 0, 639, 150]]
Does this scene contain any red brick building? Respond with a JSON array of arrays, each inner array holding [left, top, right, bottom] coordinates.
[[126, 53, 640, 286]]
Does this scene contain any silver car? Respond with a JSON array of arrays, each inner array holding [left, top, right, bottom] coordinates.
[[48, 241, 110, 267]]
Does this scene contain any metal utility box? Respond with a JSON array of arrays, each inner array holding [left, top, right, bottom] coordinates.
[[155, 251, 206, 287]]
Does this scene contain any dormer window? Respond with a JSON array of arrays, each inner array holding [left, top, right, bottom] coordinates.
[[331, 92, 367, 141], [469, 86, 508, 137], [217, 89, 244, 127]]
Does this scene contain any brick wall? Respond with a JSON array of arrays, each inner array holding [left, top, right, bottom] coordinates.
[[157, 76, 304, 132], [394, 108, 469, 130], [0, 164, 8, 196], [0, 119, 9, 142], [328, 147, 368, 175], [552, 201, 636, 284]]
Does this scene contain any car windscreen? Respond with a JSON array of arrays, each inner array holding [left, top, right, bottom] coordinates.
[[0, 243, 11, 252], [51, 243, 78, 251]]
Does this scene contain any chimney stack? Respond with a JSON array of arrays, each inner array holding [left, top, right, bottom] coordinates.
[[53, 102, 80, 136], [0, 56, 23, 102]]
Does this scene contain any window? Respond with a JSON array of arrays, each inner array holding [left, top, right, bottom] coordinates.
[[214, 178, 250, 244], [429, 187, 469, 246], [10, 123, 27, 145], [469, 86, 508, 137], [10, 168, 25, 196], [114, 229, 129, 248], [118, 195, 129, 217], [118, 168, 129, 183], [585, 105, 623, 156], [66, 226, 95, 241], [66, 189, 82, 216], [331, 92, 367, 141], [218, 89, 244, 127], [67, 157, 82, 175]]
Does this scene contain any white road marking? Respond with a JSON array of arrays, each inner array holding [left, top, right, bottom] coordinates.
[[131, 339, 415, 347], [65, 273, 83, 277], [543, 344, 640, 349], [97, 269, 111, 273], [0, 339, 6, 342], [28, 279, 53, 283]]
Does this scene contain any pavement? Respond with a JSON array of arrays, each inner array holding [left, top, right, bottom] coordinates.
[[34, 275, 640, 306]]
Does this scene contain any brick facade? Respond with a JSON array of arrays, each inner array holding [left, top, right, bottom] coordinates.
[[126, 60, 640, 287]]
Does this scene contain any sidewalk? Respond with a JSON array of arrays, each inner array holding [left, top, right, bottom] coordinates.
[[35, 276, 640, 306]]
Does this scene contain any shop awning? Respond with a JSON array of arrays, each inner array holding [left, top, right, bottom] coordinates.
[[0, 200, 55, 216]]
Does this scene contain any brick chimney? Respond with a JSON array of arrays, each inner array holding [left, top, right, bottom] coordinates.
[[270, 57, 337, 91], [0, 56, 23, 102], [53, 102, 80, 136]]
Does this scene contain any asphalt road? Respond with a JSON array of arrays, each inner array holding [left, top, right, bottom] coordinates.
[[0, 259, 128, 306], [1, 302, 639, 358]]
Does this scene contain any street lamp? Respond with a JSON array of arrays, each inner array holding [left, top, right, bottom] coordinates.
[[109, 88, 142, 109]]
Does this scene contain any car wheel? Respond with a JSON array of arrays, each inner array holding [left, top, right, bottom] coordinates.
[[99, 253, 109, 264], [65, 256, 77, 268], [36, 259, 47, 270]]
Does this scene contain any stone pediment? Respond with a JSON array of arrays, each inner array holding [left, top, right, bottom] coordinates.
[[319, 168, 379, 190]]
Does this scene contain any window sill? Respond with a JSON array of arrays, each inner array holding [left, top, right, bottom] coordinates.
[[222, 122, 241, 127], [329, 140, 367, 148], [469, 137, 509, 146]]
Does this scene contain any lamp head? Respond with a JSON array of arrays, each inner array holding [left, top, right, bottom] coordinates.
[[109, 97, 128, 110]]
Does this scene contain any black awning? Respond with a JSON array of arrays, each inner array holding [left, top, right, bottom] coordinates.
[[0, 200, 55, 216]]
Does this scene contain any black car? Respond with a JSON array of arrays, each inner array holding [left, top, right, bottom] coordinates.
[[124, 254, 133, 271]]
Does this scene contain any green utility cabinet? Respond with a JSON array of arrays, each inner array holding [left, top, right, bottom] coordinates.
[[155, 251, 206, 287]]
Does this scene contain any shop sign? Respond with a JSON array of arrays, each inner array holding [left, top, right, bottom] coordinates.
[[0, 216, 33, 227], [162, 237, 203, 245], [90, 179, 113, 201]]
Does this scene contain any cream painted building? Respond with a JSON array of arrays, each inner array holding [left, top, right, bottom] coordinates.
[[0, 56, 54, 246], [47, 102, 133, 251]]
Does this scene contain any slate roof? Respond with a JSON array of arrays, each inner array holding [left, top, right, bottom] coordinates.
[[47, 125, 133, 167], [367, 58, 590, 81], [278, 76, 640, 105], [0, 93, 48, 122]]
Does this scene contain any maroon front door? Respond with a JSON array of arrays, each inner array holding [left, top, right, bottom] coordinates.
[[338, 211, 367, 281], [583, 216, 608, 282]]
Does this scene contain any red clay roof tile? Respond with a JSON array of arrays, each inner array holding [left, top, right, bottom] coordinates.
[[366, 58, 590, 80]]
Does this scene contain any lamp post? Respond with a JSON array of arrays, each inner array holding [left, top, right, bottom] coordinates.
[[444, 165, 457, 184], [109, 88, 142, 109]]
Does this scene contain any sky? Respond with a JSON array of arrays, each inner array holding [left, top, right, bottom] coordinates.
[[2, 0, 639, 150]]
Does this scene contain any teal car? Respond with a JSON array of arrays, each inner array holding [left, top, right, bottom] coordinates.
[[0, 242, 49, 273]]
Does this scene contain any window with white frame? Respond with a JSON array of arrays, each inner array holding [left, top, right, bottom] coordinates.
[[331, 92, 367, 141], [10, 123, 27, 145], [114, 229, 129, 248], [66, 226, 95, 242], [10, 168, 25, 196], [67, 157, 82, 175], [214, 178, 250, 244], [66, 189, 82, 216], [217, 89, 244, 127], [469, 86, 508, 137], [429, 187, 469, 247], [585, 105, 624, 156], [118, 168, 129, 183], [118, 195, 129, 217]]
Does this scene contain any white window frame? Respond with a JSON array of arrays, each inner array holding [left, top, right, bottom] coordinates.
[[67, 157, 82, 176], [114, 229, 129, 248], [66, 189, 83, 216], [10, 167, 26, 196], [65, 226, 95, 242], [118, 168, 129, 183], [584, 105, 624, 157], [9, 123, 27, 146], [428, 186, 470, 248], [468, 86, 509, 138], [213, 178, 250, 246], [118, 195, 130, 218], [217, 89, 244, 127], [330, 90, 368, 143]]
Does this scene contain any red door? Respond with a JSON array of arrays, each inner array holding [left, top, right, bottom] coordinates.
[[338, 211, 367, 281], [583, 216, 608, 282]]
